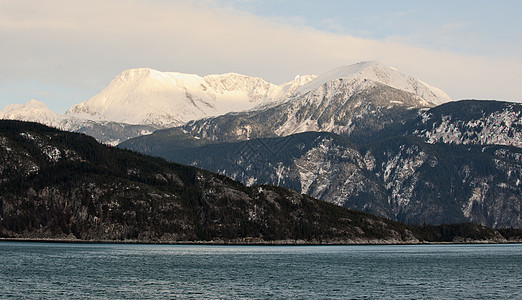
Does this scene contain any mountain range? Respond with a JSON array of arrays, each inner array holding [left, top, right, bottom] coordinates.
[[1, 61, 448, 144], [115, 64, 520, 229], [1, 61, 520, 230], [0, 68, 317, 145]]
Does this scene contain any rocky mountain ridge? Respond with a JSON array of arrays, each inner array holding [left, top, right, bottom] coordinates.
[[293, 61, 450, 105], [176, 62, 451, 144], [155, 79, 438, 148]]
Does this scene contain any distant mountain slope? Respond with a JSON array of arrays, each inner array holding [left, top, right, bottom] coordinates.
[[1, 70, 317, 144], [363, 136, 521, 228], [138, 131, 521, 229], [407, 100, 522, 147], [0, 99, 66, 126], [0, 99, 159, 146]]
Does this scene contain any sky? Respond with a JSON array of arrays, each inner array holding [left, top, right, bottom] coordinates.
[[1, 0, 521, 113]]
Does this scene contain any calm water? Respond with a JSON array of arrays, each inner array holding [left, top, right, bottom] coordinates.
[[0, 242, 520, 299]]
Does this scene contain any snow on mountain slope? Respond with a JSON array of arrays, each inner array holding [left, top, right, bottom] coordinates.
[[179, 62, 446, 144], [0, 99, 159, 146], [295, 61, 451, 105], [272, 76, 433, 138], [1, 70, 316, 144], [66, 68, 316, 127], [143, 131, 521, 228], [409, 100, 522, 147], [2, 62, 451, 145]]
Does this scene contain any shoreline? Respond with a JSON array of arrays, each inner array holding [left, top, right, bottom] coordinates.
[[1, 237, 520, 246]]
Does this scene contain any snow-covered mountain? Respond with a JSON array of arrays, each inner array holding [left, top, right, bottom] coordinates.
[[175, 61, 451, 143], [1, 69, 316, 143], [294, 61, 451, 105], [66, 68, 316, 127], [2, 61, 449, 144]]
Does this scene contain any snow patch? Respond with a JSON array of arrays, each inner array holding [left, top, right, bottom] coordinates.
[[419, 107, 522, 147], [463, 184, 488, 218], [245, 177, 257, 187]]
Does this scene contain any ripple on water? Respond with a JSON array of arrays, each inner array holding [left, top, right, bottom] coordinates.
[[0, 243, 520, 299]]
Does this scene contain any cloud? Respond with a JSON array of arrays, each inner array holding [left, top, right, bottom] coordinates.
[[0, 0, 520, 112]]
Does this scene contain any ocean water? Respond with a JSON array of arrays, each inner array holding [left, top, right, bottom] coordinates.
[[0, 242, 520, 299]]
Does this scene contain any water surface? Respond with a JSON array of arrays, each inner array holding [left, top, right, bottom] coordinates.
[[0, 242, 520, 299]]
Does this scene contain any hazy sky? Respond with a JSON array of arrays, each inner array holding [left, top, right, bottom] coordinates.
[[1, 0, 521, 113]]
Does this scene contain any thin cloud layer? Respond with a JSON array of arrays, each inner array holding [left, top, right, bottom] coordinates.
[[0, 0, 520, 112]]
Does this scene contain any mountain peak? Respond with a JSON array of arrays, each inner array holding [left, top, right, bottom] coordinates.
[[114, 68, 204, 87], [331, 60, 389, 74], [294, 61, 451, 105], [119, 67, 156, 78], [25, 99, 49, 108]]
